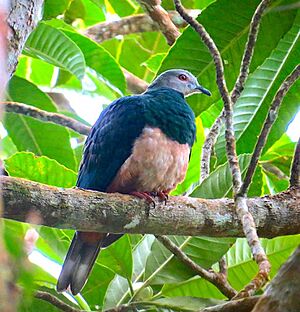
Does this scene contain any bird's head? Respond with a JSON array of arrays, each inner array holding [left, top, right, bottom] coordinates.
[[147, 69, 211, 97]]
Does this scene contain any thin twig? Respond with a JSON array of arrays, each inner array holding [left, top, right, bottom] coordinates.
[[290, 136, 300, 187], [155, 235, 237, 299], [200, 0, 271, 181], [174, 0, 270, 298], [34, 291, 83, 312], [137, 0, 180, 45], [218, 256, 227, 278], [201, 296, 260, 312], [231, 0, 271, 103], [240, 65, 300, 195], [2, 101, 91, 135], [122, 68, 149, 94]]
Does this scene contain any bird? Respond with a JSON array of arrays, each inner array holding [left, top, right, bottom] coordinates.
[[56, 69, 211, 295]]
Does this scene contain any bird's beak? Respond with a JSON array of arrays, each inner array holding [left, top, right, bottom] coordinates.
[[195, 85, 211, 96]]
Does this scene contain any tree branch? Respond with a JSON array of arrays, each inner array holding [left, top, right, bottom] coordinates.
[[155, 235, 237, 299], [174, 0, 270, 297], [290, 136, 300, 187], [201, 296, 260, 312], [136, 1, 180, 45], [201, 0, 271, 181], [122, 68, 149, 94], [1, 176, 300, 238], [34, 291, 83, 312], [1, 101, 91, 135], [7, 0, 43, 77], [240, 65, 300, 195], [85, 10, 194, 44]]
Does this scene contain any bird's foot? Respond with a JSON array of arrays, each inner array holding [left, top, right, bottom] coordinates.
[[156, 191, 169, 204], [130, 192, 156, 217]]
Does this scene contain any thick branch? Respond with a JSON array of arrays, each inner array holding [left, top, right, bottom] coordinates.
[[136, 1, 180, 45], [7, 0, 43, 77], [1, 176, 300, 237], [85, 10, 193, 43], [240, 64, 300, 195], [1, 102, 91, 135]]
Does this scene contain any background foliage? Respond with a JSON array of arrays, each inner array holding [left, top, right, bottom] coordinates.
[[1, 0, 299, 311]]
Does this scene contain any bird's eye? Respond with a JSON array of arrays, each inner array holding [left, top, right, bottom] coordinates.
[[178, 74, 188, 81]]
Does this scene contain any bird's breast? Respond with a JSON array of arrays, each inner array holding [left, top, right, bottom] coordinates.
[[107, 127, 190, 193]]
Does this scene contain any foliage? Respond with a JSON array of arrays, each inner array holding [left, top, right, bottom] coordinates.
[[1, 0, 299, 311]]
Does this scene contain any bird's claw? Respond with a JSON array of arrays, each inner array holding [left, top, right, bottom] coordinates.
[[130, 192, 156, 217]]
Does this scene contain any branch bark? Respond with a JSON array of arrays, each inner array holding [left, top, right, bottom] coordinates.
[[34, 291, 83, 312], [2, 101, 91, 135], [7, 0, 43, 77], [1, 176, 300, 238], [85, 10, 194, 44], [136, 1, 180, 45], [290, 136, 300, 187]]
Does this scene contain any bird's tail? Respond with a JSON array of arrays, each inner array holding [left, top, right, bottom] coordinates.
[[57, 231, 123, 295], [56, 231, 104, 295]]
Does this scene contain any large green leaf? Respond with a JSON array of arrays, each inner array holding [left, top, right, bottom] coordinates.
[[215, 15, 300, 163], [145, 236, 235, 285], [24, 23, 86, 80], [103, 235, 156, 309], [43, 0, 72, 19], [162, 277, 226, 300], [63, 30, 126, 94], [98, 235, 133, 279], [159, 0, 298, 115], [4, 76, 76, 170], [4, 152, 77, 188], [191, 154, 251, 199], [226, 235, 300, 290]]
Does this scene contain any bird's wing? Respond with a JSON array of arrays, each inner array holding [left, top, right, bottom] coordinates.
[[76, 95, 146, 191]]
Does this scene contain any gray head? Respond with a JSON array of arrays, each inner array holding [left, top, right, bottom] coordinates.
[[147, 69, 211, 97]]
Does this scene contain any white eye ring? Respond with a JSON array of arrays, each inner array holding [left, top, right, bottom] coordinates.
[[178, 74, 188, 81]]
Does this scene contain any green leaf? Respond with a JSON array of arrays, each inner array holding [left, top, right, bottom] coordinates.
[[159, 0, 299, 115], [103, 235, 156, 309], [191, 154, 251, 199], [98, 235, 133, 279], [226, 235, 300, 290], [43, 0, 72, 19], [215, 15, 300, 163], [63, 30, 126, 93], [4, 76, 76, 170], [145, 236, 235, 285], [81, 264, 115, 310], [142, 53, 166, 74], [4, 152, 77, 188], [151, 296, 222, 311], [24, 23, 86, 80], [162, 277, 226, 300], [108, 0, 137, 17]]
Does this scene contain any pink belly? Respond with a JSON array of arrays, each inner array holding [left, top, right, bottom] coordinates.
[[107, 127, 190, 193]]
